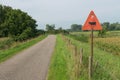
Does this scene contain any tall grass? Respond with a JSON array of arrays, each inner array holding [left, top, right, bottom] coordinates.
[[0, 35, 47, 63], [95, 37, 120, 55], [0, 37, 9, 41], [67, 35, 120, 80], [66, 34, 89, 43], [0, 38, 14, 50]]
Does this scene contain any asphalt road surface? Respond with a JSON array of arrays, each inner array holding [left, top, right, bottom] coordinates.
[[0, 35, 56, 80]]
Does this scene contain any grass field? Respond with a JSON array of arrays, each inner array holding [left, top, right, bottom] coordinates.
[[67, 36, 120, 80], [0, 35, 47, 63], [107, 31, 120, 37], [69, 31, 120, 80], [47, 32, 120, 80], [71, 30, 120, 38], [95, 37, 120, 55]]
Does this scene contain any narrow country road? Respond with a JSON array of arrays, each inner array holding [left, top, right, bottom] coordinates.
[[0, 35, 56, 80]]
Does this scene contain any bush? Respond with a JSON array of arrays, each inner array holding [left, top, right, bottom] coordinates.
[[13, 27, 35, 41]]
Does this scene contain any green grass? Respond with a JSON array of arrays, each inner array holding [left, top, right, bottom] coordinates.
[[0, 35, 47, 63], [48, 32, 120, 80], [71, 31, 98, 37], [47, 35, 75, 80], [66, 34, 89, 43], [107, 31, 120, 37], [67, 35, 120, 80]]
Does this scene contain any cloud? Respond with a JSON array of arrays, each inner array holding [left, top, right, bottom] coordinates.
[[0, 0, 120, 29]]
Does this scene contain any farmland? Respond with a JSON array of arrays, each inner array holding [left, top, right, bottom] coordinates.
[[1, 1, 120, 80], [95, 37, 120, 55]]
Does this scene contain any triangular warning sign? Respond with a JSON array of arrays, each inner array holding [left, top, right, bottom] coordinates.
[[82, 11, 102, 30]]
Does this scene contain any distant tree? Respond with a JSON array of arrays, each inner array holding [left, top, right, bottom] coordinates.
[[98, 28, 107, 38], [115, 23, 120, 30], [101, 22, 120, 31], [46, 24, 55, 34], [71, 24, 82, 32], [66, 29, 72, 32], [36, 29, 45, 35], [109, 23, 116, 30], [102, 22, 110, 30], [58, 27, 62, 31], [56, 27, 69, 34], [46, 24, 55, 31], [58, 27, 62, 33], [62, 30, 69, 34]]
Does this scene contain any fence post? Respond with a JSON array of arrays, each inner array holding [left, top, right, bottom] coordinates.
[[89, 56, 92, 80], [80, 48, 83, 65], [73, 45, 77, 79], [94, 61, 98, 72], [74, 46, 77, 57]]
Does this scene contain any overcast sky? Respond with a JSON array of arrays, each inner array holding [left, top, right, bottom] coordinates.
[[0, 0, 120, 29]]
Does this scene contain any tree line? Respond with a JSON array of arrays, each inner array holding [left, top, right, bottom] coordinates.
[[1, 4, 120, 41], [102, 22, 120, 31], [0, 5, 39, 41], [45, 24, 69, 34], [67, 22, 120, 32], [0, 4, 69, 41]]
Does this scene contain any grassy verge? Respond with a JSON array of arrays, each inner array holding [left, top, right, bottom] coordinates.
[[0, 35, 47, 63], [67, 35, 120, 80], [47, 35, 75, 80]]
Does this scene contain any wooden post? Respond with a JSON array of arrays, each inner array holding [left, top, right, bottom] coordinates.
[[80, 48, 83, 64], [73, 46, 77, 79], [90, 29, 93, 77], [89, 56, 92, 80], [94, 61, 98, 72], [75, 46, 77, 57], [68, 39, 69, 44], [89, 22, 95, 79]]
